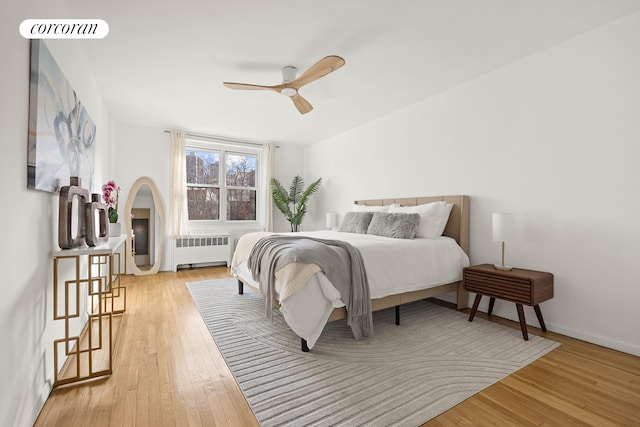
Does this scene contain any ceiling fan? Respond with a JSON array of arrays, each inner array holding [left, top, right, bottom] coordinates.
[[223, 55, 345, 115]]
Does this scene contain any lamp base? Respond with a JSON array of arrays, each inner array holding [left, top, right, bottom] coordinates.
[[494, 264, 512, 271]]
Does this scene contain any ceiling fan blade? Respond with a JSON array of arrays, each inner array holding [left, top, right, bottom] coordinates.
[[290, 55, 345, 89], [223, 82, 280, 91], [291, 93, 313, 114]]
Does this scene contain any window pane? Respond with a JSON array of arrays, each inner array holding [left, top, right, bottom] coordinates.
[[186, 150, 219, 185], [187, 187, 220, 220], [227, 189, 256, 221], [226, 154, 256, 187]]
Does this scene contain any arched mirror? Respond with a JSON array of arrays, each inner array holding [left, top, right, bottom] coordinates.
[[124, 177, 166, 276]]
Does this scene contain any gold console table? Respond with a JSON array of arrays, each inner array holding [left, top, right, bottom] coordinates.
[[52, 235, 127, 387]]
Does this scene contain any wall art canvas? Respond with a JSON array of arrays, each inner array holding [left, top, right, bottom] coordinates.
[[27, 39, 96, 193]]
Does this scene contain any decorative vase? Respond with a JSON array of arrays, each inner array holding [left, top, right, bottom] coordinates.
[[109, 222, 123, 237], [85, 193, 109, 246], [58, 176, 90, 249]]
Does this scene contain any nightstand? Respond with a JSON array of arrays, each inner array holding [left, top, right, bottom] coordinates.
[[463, 263, 553, 340]]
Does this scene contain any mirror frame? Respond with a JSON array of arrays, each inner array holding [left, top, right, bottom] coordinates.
[[124, 177, 166, 275]]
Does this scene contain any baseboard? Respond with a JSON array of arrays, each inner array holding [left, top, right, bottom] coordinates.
[[477, 308, 639, 357], [22, 381, 52, 427], [545, 322, 640, 357]]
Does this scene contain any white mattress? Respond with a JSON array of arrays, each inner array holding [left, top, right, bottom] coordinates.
[[232, 230, 470, 348]]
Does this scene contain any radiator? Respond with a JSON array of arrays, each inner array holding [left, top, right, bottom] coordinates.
[[172, 234, 231, 271]]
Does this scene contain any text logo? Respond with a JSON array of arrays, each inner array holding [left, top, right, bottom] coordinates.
[[20, 19, 109, 39]]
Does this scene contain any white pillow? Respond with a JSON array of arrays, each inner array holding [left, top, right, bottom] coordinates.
[[351, 204, 390, 213], [388, 202, 453, 238]]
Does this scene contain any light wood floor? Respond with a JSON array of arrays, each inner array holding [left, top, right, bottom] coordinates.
[[35, 267, 640, 426]]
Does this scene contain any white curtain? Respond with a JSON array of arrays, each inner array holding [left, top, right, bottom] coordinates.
[[263, 143, 276, 232], [168, 130, 190, 238]]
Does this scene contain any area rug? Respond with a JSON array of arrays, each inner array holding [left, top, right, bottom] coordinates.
[[187, 278, 559, 426]]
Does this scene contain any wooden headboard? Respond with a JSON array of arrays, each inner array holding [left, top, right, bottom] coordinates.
[[354, 195, 470, 255]]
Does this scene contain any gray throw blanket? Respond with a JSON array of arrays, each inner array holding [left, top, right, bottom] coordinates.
[[247, 235, 373, 341]]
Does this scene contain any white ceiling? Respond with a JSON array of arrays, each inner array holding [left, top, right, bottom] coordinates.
[[65, 0, 640, 145]]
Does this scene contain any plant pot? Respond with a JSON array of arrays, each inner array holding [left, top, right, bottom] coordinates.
[[109, 222, 123, 237]]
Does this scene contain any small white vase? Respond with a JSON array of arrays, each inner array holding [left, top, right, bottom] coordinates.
[[109, 222, 123, 237]]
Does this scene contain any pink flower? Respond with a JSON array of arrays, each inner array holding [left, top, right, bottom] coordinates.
[[101, 180, 121, 220]]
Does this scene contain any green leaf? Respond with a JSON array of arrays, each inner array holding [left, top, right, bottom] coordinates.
[[271, 175, 321, 231], [288, 175, 304, 206], [295, 178, 322, 212], [270, 178, 292, 219]]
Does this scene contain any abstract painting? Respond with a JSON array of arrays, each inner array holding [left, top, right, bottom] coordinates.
[[27, 39, 96, 193]]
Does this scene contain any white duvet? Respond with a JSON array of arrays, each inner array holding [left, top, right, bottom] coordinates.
[[231, 230, 469, 348]]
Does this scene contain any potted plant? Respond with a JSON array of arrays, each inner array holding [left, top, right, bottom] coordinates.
[[102, 180, 122, 236], [271, 175, 322, 232]]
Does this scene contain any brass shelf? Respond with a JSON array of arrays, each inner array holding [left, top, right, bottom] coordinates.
[[52, 235, 127, 387]]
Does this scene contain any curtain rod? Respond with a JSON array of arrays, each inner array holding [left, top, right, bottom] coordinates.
[[163, 130, 279, 148]]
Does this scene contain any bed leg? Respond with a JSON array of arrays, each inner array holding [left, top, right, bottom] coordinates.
[[301, 338, 309, 352], [395, 305, 400, 326], [237, 280, 244, 295]]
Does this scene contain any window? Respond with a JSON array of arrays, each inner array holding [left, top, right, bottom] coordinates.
[[186, 142, 258, 223], [225, 153, 257, 220], [186, 149, 220, 220]]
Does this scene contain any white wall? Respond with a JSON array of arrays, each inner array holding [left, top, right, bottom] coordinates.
[[306, 12, 640, 356], [112, 123, 172, 270], [270, 143, 307, 232], [113, 122, 306, 266], [0, 2, 112, 426]]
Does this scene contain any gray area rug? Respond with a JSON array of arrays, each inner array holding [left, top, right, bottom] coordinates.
[[187, 278, 560, 426]]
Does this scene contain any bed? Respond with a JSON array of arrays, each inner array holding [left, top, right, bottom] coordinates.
[[231, 195, 470, 351]]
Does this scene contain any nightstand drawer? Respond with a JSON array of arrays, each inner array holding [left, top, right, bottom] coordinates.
[[464, 270, 532, 304]]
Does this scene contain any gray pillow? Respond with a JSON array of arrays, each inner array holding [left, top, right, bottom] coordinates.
[[367, 212, 420, 239], [338, 212, 374, 234]]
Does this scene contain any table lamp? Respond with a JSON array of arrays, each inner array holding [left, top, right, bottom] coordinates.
[[325, 212, 337, 230], [492, 213, 515, 271]]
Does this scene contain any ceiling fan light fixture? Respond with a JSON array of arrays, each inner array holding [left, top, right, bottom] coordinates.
[[223, 55, 345, 114], [280, 87, 297, 97]]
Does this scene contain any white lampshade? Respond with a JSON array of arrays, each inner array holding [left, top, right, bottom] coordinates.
[[492, 213, 516, 242], [325, 212, 337, 229]]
